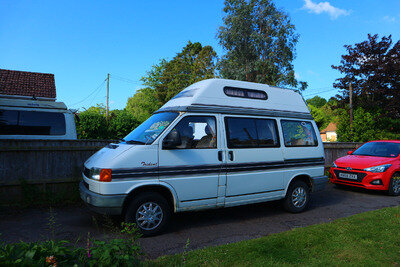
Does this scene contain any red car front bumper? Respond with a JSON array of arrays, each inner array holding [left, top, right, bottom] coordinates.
[[329, 167, 391, 191]]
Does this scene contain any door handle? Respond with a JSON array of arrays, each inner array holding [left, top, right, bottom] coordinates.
[[218, 151, 223, 161], [228, 151, 234, 161]]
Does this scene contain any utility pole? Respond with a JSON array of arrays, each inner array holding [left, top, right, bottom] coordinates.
[[106, 73, 110, 119], [349, 82, 353, 128]]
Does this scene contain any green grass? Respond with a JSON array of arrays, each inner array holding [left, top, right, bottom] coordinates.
[[152, 206, 400, 266]]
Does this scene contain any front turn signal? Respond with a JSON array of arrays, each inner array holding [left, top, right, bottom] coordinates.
[[99, 169, 112, 182]]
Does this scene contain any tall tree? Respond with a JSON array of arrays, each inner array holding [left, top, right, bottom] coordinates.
[[332, 34, 400, 118], [126, 41, 217, 122], [306, 96, 327, 108], [217, 0, 307, 90]]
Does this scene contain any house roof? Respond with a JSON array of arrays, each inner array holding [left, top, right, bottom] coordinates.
[[0, 69, 56, 99], [320, 122, 337, 133]]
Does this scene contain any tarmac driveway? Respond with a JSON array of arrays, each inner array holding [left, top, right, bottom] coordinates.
[[1, 183, 400, 259]]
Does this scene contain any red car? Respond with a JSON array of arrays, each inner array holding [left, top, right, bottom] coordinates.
[[329, 140, 400, 195]]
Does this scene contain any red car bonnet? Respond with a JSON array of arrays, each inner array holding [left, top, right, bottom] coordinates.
[[335, 154, 397, 170]]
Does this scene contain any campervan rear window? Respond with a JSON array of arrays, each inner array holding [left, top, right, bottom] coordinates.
[[223, 87, 267, 100], [0, 109, 66, 135], [281, 120, 318, 147]]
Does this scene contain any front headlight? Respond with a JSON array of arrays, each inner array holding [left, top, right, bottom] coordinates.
[[364, 164, 392, 173], [332, 161, 337, 168], [90, 167, 101, 180]]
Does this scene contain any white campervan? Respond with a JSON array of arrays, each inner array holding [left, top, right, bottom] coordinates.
[[0, 96, 77, 140], [80, 79, 327, 235]]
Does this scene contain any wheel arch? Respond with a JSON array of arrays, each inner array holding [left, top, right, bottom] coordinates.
[[285, 174, 313, 195], [122, 182, 178, 216]]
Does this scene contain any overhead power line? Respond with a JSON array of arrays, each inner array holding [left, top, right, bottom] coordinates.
[[303, 88, 338, 97], [70, 79, 107, 107], [110, 74, 141, 85]]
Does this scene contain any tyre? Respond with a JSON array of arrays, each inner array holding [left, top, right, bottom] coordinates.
[[124, 192, 171, 236], [283, 180, 310, 213], [388, 173, 400, 196]]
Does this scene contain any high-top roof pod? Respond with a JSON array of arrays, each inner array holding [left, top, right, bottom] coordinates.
[[158, 78, 311, 119]]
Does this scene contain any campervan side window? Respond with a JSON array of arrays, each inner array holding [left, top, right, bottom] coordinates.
[[0, 109, 66, 135], [225, 117, 280, 148], [281, 120, 318, 147], [168, 116, 217, 149], [223, 86, 267, 100]]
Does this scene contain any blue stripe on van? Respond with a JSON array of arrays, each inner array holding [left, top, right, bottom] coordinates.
[[109, 157, 325, 179]]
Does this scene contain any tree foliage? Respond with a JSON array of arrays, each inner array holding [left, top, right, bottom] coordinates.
[[307, 96, 337, 130], [332, 34, 400, 118], [126, 41, 217, 123], [217, 0, 307, 90], [76, 104, 139, 139], [306, 96, 327, 108]]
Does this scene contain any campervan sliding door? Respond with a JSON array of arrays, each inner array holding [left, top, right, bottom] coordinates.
[[223, 115, 285, 205]]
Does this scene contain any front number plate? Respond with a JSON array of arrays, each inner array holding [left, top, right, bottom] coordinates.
[[338, 172, 358, 180]]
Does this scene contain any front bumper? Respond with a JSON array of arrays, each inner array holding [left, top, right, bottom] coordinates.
[[311, 176, 328, 192], [329, 168, 390, 190], [79, 181, 126, 215]]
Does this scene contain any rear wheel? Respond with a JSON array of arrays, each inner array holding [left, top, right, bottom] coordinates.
[[124, 192, 171, 236], [283, 181, 310, 213], [388, 173, 400, 196]]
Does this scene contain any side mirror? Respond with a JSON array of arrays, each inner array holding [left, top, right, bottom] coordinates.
[[162, 130, 182, 149], [347, 151, 353, 155]]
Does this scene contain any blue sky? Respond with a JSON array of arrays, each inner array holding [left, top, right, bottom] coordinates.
[[1, 0, 399, 110]]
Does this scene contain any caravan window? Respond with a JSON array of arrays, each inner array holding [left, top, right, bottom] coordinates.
[[281, 120, 318, 147], [225, 117, 279, 148], [0, 109, 66, 135]]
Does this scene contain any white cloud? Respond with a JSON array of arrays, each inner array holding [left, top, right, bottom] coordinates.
[[383, 15, 396, 23], [302, 0, 350, 20]]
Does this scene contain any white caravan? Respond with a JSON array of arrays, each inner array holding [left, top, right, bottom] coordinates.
[[80, 79, 327, 235], [0, 96, 77, 140]]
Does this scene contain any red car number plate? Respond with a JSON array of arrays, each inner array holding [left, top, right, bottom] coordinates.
[[339, 172, 358, 180]]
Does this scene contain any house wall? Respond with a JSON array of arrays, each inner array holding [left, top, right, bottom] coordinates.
[[326, 131, 337, 142]]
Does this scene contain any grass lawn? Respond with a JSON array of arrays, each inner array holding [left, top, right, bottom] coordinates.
[[152, 206, 400, 266]]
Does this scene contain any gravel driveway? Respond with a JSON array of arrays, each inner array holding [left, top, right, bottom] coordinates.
[[1, 183, 400, 259]]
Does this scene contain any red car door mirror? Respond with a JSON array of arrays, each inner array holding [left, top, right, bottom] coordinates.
[[347, 151, 353, 155]]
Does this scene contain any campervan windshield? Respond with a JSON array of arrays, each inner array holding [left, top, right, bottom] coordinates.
[[123, 112, 178, 144]]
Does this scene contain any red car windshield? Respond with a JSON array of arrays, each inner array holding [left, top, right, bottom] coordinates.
[[352, 142, 400, 158]]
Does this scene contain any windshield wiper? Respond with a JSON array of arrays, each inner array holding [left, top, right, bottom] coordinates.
[[125, 140, 146, 145]]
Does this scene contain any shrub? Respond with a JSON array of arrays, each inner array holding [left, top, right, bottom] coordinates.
[[0, 223, 142, 266], [75, 104, 139, 140]]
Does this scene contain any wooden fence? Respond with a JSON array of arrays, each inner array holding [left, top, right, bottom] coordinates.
[[0, 140, 361, 204]]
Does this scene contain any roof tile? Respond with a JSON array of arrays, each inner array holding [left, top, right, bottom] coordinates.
[[0, 69, 56, 99]]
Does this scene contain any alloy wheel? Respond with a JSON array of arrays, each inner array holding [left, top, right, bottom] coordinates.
[[292, 187, 307, 208], [136, 202, 164, 231]]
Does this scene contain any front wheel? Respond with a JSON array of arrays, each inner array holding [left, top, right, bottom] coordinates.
[[124, 192, 171, 236], [388, 173, 400, 196], [283, 181, 310, 213]]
